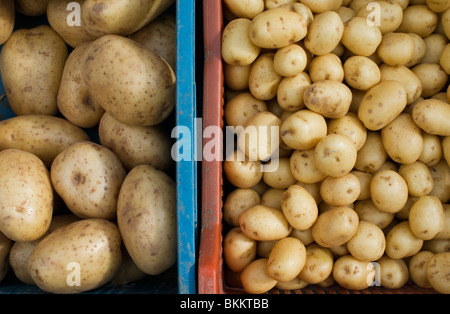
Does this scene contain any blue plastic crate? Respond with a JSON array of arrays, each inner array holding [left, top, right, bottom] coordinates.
[[0, 0, 197, 294]]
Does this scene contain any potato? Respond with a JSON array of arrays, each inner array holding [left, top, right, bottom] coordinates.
[[429, 160, 450, 203], [314, 133, 357, 177], [222, 18, 261, 66], [81, 35, 176, 127], [260, 188, 285, 210], [239, 205, 292, 241], [409, 196, 445, 240], [0, 149, 53, 242], [354, 199, 395, 230], [426, 252, 450, 294], [356, 0, 403, 34], [248, 53, 283, 101], [405, 33, 427, 67], [419, 134, 443, 167], [266, 237, 306, 282], [281, 185, 318, 231], [277, 72, 311, 112], [240, 258, 277, 294], [249, 7, 308, 49], [358, 80, 408, 131], [411, 63, 448, 98], [347, 220, 385, 261], [275, 277, 309, 290], [299, 0, 342, 13], [47, 0, 98, 48], [280, 110, 327, 150], [14, 0, 49, 16], [117, 164, 176, 275], [237, 111, 282, 161], [298, 243, 334, 284], [379, 64, 423, 105], [443, 8, 450, 39], [263, 158, 296, 189], [341, 17, 382, 57], [333, 255, 375, 290], [304, 11, 344, 55], [224, 92, 267, 127], [50, 141, 126, 220], [224, 188, 261, 226], [224, 150, 263, 188], [223, 227, 257, 273], [128, 12, 176, 71], [351, 171, 372, 201], [57, 41, 105, 128], [327, 113, 367, 151], [423, 239, 450, 253], [0, 0, 14, 45], [273, 44, 308, 77], [290, 149, 327, 184], [0, 25, 68, 116], [354, 131, 388, 173], [426, 0, 450, 12], [224, 64, 251, 91], [381, 113, 424, 164], [110, 249, 147, 286], [0, 114, 90, 168], [377, 32, 415, 66], [421, 34, 448, 64], [409, 251, 434, 288], [398, 161, 434, 197], [319, 173, 361, 207], [311, 206, 359, 248], [308, 53, 344, 83], [397, 5, 439, 37], [303, 80, 352, 119], [377, 256, 409, 289], [223, 0, 264, 19], [385, 221, 424, 259], [0, 231, 12, 282], [81, 0, 174, 37], [370, 170, 409, 214], [412, 99, 450, 136], [28, 218, 122, 294], [343, 56, 381, 91], [444, 136, 450, 167], [98, 112, 172, 172]]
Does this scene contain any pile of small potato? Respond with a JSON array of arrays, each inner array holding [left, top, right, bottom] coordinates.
[[0, 0, 177, 294], [221, 0, 450, 294]]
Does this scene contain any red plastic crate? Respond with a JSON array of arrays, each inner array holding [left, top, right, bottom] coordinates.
[[198, 0, 441, 295]]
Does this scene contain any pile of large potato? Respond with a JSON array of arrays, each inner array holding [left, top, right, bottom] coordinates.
[[222, 0, 450, 294], [0, 0, 177, 294]]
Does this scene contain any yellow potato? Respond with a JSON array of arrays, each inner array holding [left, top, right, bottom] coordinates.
[[426, 252, 450, 294], [304, 10, 344, 55], [379, 64, 423, 105], [397, 4, 439, 37], [273, 44, 308, 77], [412, 99, 450, 136], [319, 173, 361, 207], [308, 53, 344, 83], [223, 0, 264, 19], [332, 255, 375, 290], [249, 7, 308, 49], [409, 251, 434, 288], [0, 25, 68, 116], [224, 150, 263, 188], [358, 80, 408, 131], [275, 277, 309, 290], [351, 170, 372, 201], [411, 63, 448, 98], [354, 199, 395, 230], [421, 34, 448, 64], [405, 33, 427, 67], [223, 227, 257, 273], [28, 218, 122, 294], [370, 170, 409, 214], [377, 255, 409, 289], [398, 161, 434, 197], [290, 149, 327, 184], [50, 141, 126, 220], [347, 221, 385, 261], [343, 56, 381, 91], [429, 160, 450, 203], [222, 18, 261, 66], [298, 243, 334, 284], [443, 8, 450, 39], [409, 195, 445, 240], [385, 221, 424, 259], [224, 63, 251, 91], [239, 205, 292, 241], [311, 206, 359, 248], [240, 258, 277, 294], [224, 92, 267, 127], [426, 0, 450, 12], [224, 188, 261, 226], [354, 131, 388, 173], [277, 72, 311, 112], [117, 165, 176, 275], [0, 114, 90, 168], [266, 237, 306, 282], [355, 0, 403, 34], [341, 17, 382, 57], [419, 133, 443, 167], [263, 158, 296, 189], [327, 113, 367, 151], [261, 188, 285, 210], [281, 185, 318, 231], [0, 149, 53, 242], [0, 0, 14, 45], [377, 32, 415, 66], [249, 53, 283, 101]]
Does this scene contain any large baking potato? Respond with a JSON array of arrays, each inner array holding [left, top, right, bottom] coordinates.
[[0, 115, 90, 168], [28, 218, 122, 294], [0, 149, 53, 241], [0, 25, 68, 116], [117, 165, 176, 275], [81, 35, 176, 126], [81, 0, 175, 37], [0, 0, 14, 45]]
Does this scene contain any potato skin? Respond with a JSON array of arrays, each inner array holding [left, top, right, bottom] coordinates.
[[117, 165, 177, 275], [0, 115, 90, 168], [28, 218, 122, 294], [82, 35, 176, 127], [0, 149, 53, 242], [0, 25, 68, 116]]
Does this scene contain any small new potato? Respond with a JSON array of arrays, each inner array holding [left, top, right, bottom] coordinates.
[[355, 0, 403, 34], [0, 149, 53, 242], [377, 32, 415, 66], [224, 92, 268, 127], [223, 0, 264, 19], [224, 188, 261, 226], [429, 160, 450, 203], [50, 141, 126, 220], [412, 99, 450, 136], [0, 25, 68, 116], [379, 64, 423, 105], [0, 0, 14, 45], [333, 255, 375, 290], [263, 158, 296, 189], [249, 53, 283, 101], [354, 131, 388, 173], [343, 56, 381, 91], [224, 63, 251, 91], [327, 113, 367, 151], [409, 251, 434, 288], [241, 258, 277, 294], [28, 219, 122, 294], [341, 17, 382, 57], [398, 161, 434, 197], [351, 171, 372, 201], [354, 199, 394, 230], [347, 221, 385, 261], [319, 173, 361, 207], [290, 149, 328, 184], [377, 256, 409, 289], [0, 114, 90, 168], [311, 206, 359, 248], [299, 0, 342, 13], [223, 227, 257, 273], [281, 185, 318, 231], [239, 205, 292, 241], [266, 237, 306, 282], [397, 4, 438, 37], [409, 196, 445, 240], [419, 133, 443, 166], [298, 244, 334, 284], [224, 150, 263, 188], [277, 72, 311, 112], [273, 44, 307, 77], [304, 10, 344, 55], [411, 63, 448, 98], [308, 53, 344, 83], [426, 252, 450, 294], [385, 221, 424, 259], [117, 165, 176, 275], [370, 170, 409, 214], [261, 188, 285, 210]]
